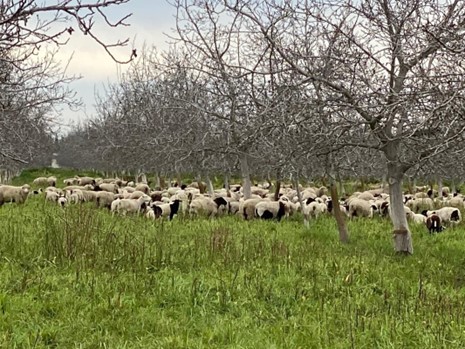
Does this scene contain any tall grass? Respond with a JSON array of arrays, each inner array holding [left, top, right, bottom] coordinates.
[[0, 197, 465, 347]]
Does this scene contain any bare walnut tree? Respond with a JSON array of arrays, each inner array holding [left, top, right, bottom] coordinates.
[[224, 0, 465, 254], [0, 0, 135, 167]]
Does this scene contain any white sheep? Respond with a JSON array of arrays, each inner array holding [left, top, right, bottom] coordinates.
[[348, 198, 376, 218], [96, 191, 116, 209], [0, 184, 30, 204], [188, 197, 219, 217], [111, 195, 151, 215]]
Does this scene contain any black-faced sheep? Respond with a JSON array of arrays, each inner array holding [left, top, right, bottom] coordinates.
[[255, 199, 290, 221], [0, 184, 30, 204], [426, 214, 444, 234], [422, 207, 461, 225], [152, 200, 181, 220]]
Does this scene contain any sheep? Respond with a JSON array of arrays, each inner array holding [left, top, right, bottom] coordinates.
[[255, 199, 289, 221], [45, 190, 60, 202], [94, 183, 118, 193], [303, 201, 327, 223], [151, 200, 181, 220], [326, 199, 349, 216], [425, 214, 444, 234], [77, 176, 96, 186], [189, 197, 220, 217], [357, 191, 375, 201], [422, 207, 461, 225], [406, 211, 427, 224], [228, 201, 241, 215], [0, 184, 30, 204], [96, 191, 116, 209], [446, 196, 465, 209], [135, 183, 150, 194], [406, 197, 434, 213], [348, 198, 376, 218], [57, 195, 68, 208], [80, 190, 98, 203], [111, 195, 151, 215], [63, 177, 79, 186], [241, 198, 264, 220], [32, 175, 55, 187], [129, 191, 147, 199], [29, 188, 43, 196], [68, 189, 85, 204]]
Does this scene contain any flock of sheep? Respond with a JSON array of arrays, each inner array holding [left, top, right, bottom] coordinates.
[[0, 175, 462, 233]]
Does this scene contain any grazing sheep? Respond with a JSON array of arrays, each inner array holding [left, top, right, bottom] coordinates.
[[0, 184, 30, 204], [32, 176, 57, 187], [111, 195, 151, 215], [302, 201, 327, 225], [422, 207, 461, 225], [406, 197, 434, 213], [357, 191, 375, 201], [425, 214, 444, 234], [241, 198, 264, 220], [45, 190, 60, 202], [29, 188, 43, 196], [135, 183, 150, 194], [348, 198, 376, 218], [94, 183, 118, 193], [152, 200, 181, 220], [63, 177, 79, 186], [129, 191, 147, 199], [406, 211, 427, 224], [77, 176, 96, 186], [446, 196, 465, 209], [96, 191, 116, 209], [57, 195, 68, 208], [189, 197, 220, 217], [255, 199, 289, 221]]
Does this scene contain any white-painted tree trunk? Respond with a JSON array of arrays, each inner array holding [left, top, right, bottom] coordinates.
[[206, 175, 215, 196], [388, 164, 413, 254], [240, 153, 252, 199]]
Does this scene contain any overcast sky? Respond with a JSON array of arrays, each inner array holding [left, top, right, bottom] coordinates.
[[52, 0, 175, 130]]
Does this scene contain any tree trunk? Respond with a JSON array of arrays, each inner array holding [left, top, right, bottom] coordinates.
[[437, 177, 443, 198], [155, 172, 161, 190], [223, 173, 230, 191], [451, 179, 456, 194], [274, 170, 281, 201], [206, 174, 215, 196], [388, 164, 413, 255], [240, 153, 252, 199], [337, 173, 345, 198], [330, 179, 349, 243]]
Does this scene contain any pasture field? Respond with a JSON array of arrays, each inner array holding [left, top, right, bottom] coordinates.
[[0, 194, 465, 348]]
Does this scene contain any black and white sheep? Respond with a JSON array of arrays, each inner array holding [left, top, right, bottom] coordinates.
[[151, 199, 181, 220], [422, 207, 461, 225], [425, 214, 444, 234], [255, 198, 290, 221]]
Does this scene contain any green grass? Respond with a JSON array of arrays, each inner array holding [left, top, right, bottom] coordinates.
[[0, 195, 465, 348]]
